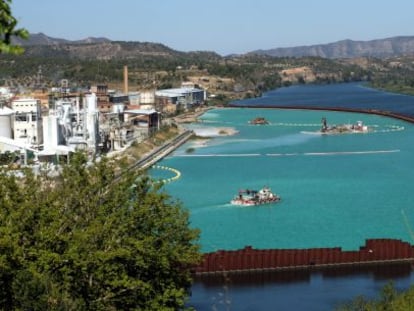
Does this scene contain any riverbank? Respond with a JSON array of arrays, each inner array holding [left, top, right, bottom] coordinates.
[[172, 106, 214, 124], [229, 82, 414, 121], [128, 130, 194, 170], [114, 106, 214, 170]]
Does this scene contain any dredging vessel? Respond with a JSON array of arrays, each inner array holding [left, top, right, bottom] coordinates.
[[230, 186, 281, 206], [320, 117, 369, 134], [249, 117, 269, 125]]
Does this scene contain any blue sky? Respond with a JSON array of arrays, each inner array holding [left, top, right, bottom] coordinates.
[[11, 0, 414, 55]]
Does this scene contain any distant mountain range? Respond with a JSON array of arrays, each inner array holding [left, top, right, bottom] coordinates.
[[12, 33, 414, 59], [251, 36, 414, 59], [12, 32, 111, 46], [12, 33, 198, 60]]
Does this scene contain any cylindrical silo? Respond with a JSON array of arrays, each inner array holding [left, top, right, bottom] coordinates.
[[85, 93, 99, 152], [85, 93, 97, 113], [0, 106, 14, 138]]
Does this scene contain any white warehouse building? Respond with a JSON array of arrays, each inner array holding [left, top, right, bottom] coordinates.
[[154, 87, 206, 112], [12, 98, 43, 148]]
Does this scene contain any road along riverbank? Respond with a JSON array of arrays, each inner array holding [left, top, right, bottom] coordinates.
[[129, 129, 194, 170]]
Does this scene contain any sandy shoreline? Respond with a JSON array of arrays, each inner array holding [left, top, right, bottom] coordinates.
[[173, 105, 239, 140], [172, 106, 213, 124], [191, 126, 239, 137]]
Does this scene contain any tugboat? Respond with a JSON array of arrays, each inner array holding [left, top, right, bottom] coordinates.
[[320, 117, 369, 134], [250, 117, 269, 125], [230, 186, 281, 206]]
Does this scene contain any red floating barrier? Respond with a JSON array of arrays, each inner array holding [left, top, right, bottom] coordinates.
[[195, 239, 414, 274]]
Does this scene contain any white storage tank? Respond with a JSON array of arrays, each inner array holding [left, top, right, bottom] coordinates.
[[85, 93, 97, 113], [0, 106, 14, 138], [42, 114, 61, 150], [84, 93, 99, 152]]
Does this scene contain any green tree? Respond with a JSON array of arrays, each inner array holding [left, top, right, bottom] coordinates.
[[0, 0, 28, 54], [336, 282, 414, 311], [0, 151, 18, 165], [0, 152, 201, 310]]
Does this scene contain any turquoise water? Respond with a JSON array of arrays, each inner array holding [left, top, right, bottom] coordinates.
[[151, 107, 414, 253]]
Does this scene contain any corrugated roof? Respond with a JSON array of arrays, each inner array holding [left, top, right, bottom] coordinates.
[[124, 109, 158, 115], [155, 87, 204, 97]]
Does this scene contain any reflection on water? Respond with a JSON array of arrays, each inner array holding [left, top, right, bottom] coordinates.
[[190, 264, 414, 311], [194, 263, 413, 288]]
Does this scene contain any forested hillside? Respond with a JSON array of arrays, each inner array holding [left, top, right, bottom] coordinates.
[[2, 35, 414, 99], [252, 36, 414, 59]]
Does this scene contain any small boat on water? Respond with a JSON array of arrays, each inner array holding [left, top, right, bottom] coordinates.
[[250, 117, 269, 125], [230, 186, 281, 206], [320, 117, 369, 134]]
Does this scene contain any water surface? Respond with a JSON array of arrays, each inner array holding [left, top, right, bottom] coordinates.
[[150, 83, 414, 310], [152, 108, 414, 253]]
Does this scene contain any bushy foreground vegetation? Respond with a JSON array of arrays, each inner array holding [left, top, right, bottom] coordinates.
[[337, 282, 414, 311], [0, 153, 200, 310]]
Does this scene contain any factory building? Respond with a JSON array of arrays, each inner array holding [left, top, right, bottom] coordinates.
[[91, 84, 135, 114], [110, 93, 129, 113], [155, 87, 206, 113], [139, 91, 155, 109], [127, 92, 140, 109], [43, 93, 100, 154], [124, 109, 160, 132], [91, 85, 111, 113], [12, 98, 43, 148]]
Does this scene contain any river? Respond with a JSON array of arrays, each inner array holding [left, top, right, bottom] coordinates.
[[150, 82, 414, 310]]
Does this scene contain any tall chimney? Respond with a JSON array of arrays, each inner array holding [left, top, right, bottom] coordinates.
[[123, 65, 128, 94]]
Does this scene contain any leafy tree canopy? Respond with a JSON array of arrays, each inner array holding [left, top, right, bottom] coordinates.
[[337, 282, 414, 311], [0, 152, 200, 310], [0, 0, 28, 54]]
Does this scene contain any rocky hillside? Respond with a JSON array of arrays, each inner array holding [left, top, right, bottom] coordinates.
[[6, 33, 414, 98], [14, 33, 414, 60], [11, 33, 177, 60], [12, 32, 111, 46], [251, 36, 414, 59], [12, 33, 225, 61], [21, 41, 184, 60]]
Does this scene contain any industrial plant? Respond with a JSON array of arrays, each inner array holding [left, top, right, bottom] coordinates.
[[0, 66, 206, 165]]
